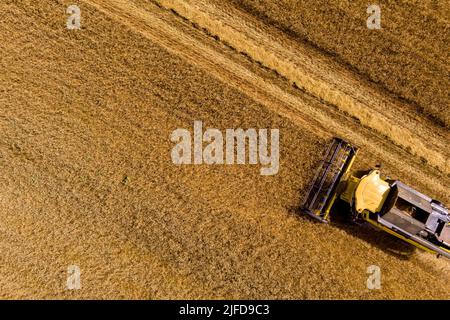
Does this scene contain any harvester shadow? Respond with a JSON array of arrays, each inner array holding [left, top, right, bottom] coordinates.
[[289, 201, 416, 260]]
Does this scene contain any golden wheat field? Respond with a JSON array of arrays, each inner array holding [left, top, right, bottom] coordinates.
[[0, 0, 448, 299]]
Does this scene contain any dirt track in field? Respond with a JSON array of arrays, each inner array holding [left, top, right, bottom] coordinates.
[[0, 0, 448, 299]]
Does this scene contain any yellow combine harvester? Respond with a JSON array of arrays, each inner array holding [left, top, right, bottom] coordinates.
[[302, 137, 450, 259]]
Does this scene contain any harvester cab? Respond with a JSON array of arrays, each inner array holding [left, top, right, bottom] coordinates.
[[302, 137, 450, 259]]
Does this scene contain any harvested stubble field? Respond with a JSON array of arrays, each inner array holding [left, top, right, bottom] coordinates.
[[0, 0, 448, 299]]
